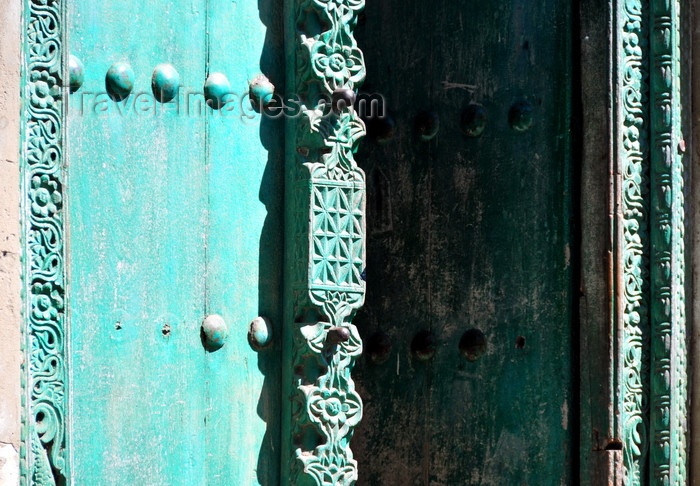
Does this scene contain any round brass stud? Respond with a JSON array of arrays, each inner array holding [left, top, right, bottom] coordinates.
[[202, 314, 228, 350], [204, 72, 231, 109], [461, 103, 487, 137], [105, 62, 134, 102], [367, 331, 392, 364], [332, 88, 356, 113], [69, 55, 84, 93], [249, 74, 275, 111], [411, 329, 437, 361], [459, 328, 487, 362], [327, 326, 352, 345], [415, 110, 440, 141], [509, 101, 533, 132], [248, 316, 273, 350]]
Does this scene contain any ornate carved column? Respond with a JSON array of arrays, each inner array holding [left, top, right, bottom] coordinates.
[[20, 0, 68, 484], [282, 0, 367, 484], [612, 0, 688, 483]]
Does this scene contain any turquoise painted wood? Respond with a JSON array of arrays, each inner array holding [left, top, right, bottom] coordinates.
[[203, 0, 284, 483], [65, 0, 284, 484]]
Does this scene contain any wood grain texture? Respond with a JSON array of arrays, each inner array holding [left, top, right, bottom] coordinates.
[[204, 0, 285, 484], [690, 0, 700, 482], [67, 3, 209, 482], [577, 0, 618, 483], [351, 1, 573, 484], [66, 1, 284, 483]]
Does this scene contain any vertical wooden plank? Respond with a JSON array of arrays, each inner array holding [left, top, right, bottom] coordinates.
[[352, 0, 573, 484], [578, 0, 618, 482], [690, 0, 700, 483], [204, 0, 284, 483], [66, 2, 208, 483]]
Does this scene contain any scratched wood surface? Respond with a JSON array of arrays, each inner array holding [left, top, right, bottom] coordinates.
[[66, 1, 284, 484], [352, 1, 573, 484]]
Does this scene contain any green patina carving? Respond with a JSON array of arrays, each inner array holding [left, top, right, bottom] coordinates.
[[20, 0, 68, 484], [649, 0, 687, 483], [615, 0, 650, 482], [614, 0, 688, 483], [283, 0, 366, 484]]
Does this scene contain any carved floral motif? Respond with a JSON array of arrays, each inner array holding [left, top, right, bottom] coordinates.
[[310, 37, 365, 92], [311, 0, 363, 22], [21, 0, 67, 484], [285, 0, 366, 483], [616, 0, 650, 478], [615, 0, 688, 483]]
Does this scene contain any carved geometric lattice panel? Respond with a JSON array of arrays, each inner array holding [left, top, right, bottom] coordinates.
[[311, 182, 364, 292]]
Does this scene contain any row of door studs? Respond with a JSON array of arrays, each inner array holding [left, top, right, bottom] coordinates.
[[68, 56, 275, 109], [367, 101, 534, 146], [68, 56, 535, 138], [365, 328, 526, 364], [116, 315, 527, 365]]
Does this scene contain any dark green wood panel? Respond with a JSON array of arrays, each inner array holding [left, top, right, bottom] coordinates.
[[353, 1, 573, 484]]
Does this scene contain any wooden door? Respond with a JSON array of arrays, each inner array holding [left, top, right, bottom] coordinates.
[[351, 1, 574, 484], [49, 0, 573, 483], [22, 0, 695, 484], [65, 1, 284, 484]]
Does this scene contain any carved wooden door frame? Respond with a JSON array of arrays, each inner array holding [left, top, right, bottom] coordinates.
[[611, 0, 688, 480], [578, 0, 691, 483], [19, 0, 692, 485], [280, 0, 367, 484], [21, 0, 70, 482]]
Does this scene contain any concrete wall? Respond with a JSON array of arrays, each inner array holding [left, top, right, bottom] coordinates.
[[0, 0, 22, 484]]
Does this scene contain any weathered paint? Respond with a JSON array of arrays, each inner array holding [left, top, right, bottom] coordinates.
[[611, 0, 690, 482], [16, 0, 693, 484], [20, 0, 69, 481], [351, 0, 573, 484], [203, 0, 285, 482], [65, 0, 284, 484]]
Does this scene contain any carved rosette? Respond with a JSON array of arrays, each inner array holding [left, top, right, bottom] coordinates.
[[284, 0, 366, 484], [21, 0, 68, 484]]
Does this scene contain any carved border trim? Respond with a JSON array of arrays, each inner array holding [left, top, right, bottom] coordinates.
[[614, 0, 651, 482], [613, 0, 689, 482], [20, 0, 69, 484], [649, 0, 687, 482], [283, 0, 366, 484]]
